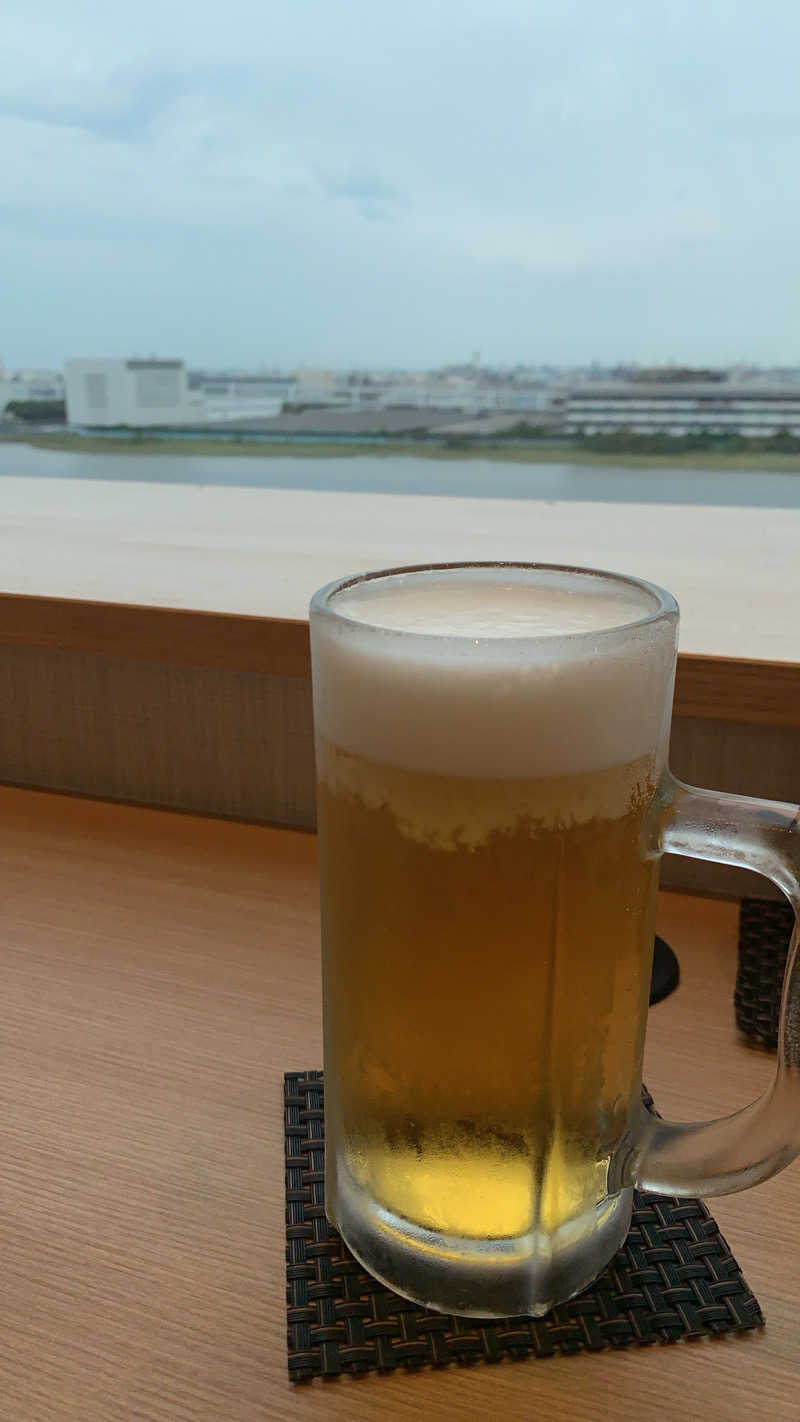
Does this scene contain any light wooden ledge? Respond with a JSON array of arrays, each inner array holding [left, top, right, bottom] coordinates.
[[0, 593, 312, 679]]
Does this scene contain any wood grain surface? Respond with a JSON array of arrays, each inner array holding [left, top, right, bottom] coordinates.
[[2, 591, 800, 728], [1, 786, 798, 1421], [0, 594, 312, 678]]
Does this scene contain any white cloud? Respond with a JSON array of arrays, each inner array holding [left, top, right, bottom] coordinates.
[[3, 0, 800, 365]]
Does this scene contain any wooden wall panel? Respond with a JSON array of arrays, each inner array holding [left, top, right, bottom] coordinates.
[[662, 717, 800, 900], [0, 646, 315, 828], [1, 594, 799, 727], [1, 640, 798, 899]]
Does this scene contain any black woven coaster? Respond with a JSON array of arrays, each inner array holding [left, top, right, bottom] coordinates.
[[736, 898, 794, 1050], [285, 1071, 763, 1381]]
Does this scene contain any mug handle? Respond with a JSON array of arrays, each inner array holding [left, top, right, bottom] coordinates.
[[614, 774, 800, 1198]]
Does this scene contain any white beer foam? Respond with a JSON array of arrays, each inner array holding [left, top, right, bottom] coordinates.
[[311, 568, 677, 779], [316, 740, 657, 849]]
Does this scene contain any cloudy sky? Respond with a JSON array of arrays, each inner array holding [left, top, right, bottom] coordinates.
[[4, 0, 800, 370]]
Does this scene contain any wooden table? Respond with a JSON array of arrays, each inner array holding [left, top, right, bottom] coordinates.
[[1, 786, 797, 1421]]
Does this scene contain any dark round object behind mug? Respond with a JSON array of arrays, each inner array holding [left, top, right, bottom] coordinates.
[[650, 936, 680, 1005]]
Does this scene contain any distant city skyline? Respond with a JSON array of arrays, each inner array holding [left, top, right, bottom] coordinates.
[[7, 355, 800, 380], [6, 355, 800, 381], [4, 1, 800, 369]]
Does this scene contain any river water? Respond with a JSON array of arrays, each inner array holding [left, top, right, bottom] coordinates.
[[2, 441, 800, 507]]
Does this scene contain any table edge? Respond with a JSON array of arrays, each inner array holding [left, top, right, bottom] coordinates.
[[0, 590, 797, 728]]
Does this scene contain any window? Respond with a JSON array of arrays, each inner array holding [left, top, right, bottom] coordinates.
[[84, 374, 108, 411], [135, 371, 180, 408]]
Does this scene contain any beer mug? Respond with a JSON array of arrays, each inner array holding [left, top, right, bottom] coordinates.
[[309, 562, 800, 1318]]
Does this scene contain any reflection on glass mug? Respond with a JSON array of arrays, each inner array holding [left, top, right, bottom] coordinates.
[[309, 563, 800, 1318]]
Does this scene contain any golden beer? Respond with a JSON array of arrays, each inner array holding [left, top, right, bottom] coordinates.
[[318, 742, 657, 1242], [311, 565, 677, 1316]]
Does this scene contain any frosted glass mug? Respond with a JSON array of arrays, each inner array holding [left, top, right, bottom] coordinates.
[[310, 563, 800, 1318]]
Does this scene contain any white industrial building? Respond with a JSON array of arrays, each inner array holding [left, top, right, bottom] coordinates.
[[64, 358, 199, 427], [334, 376, 560, 415], [0, 368, 64, 417], [188, 371, 296, 421], [565, 382, 800, 436]]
